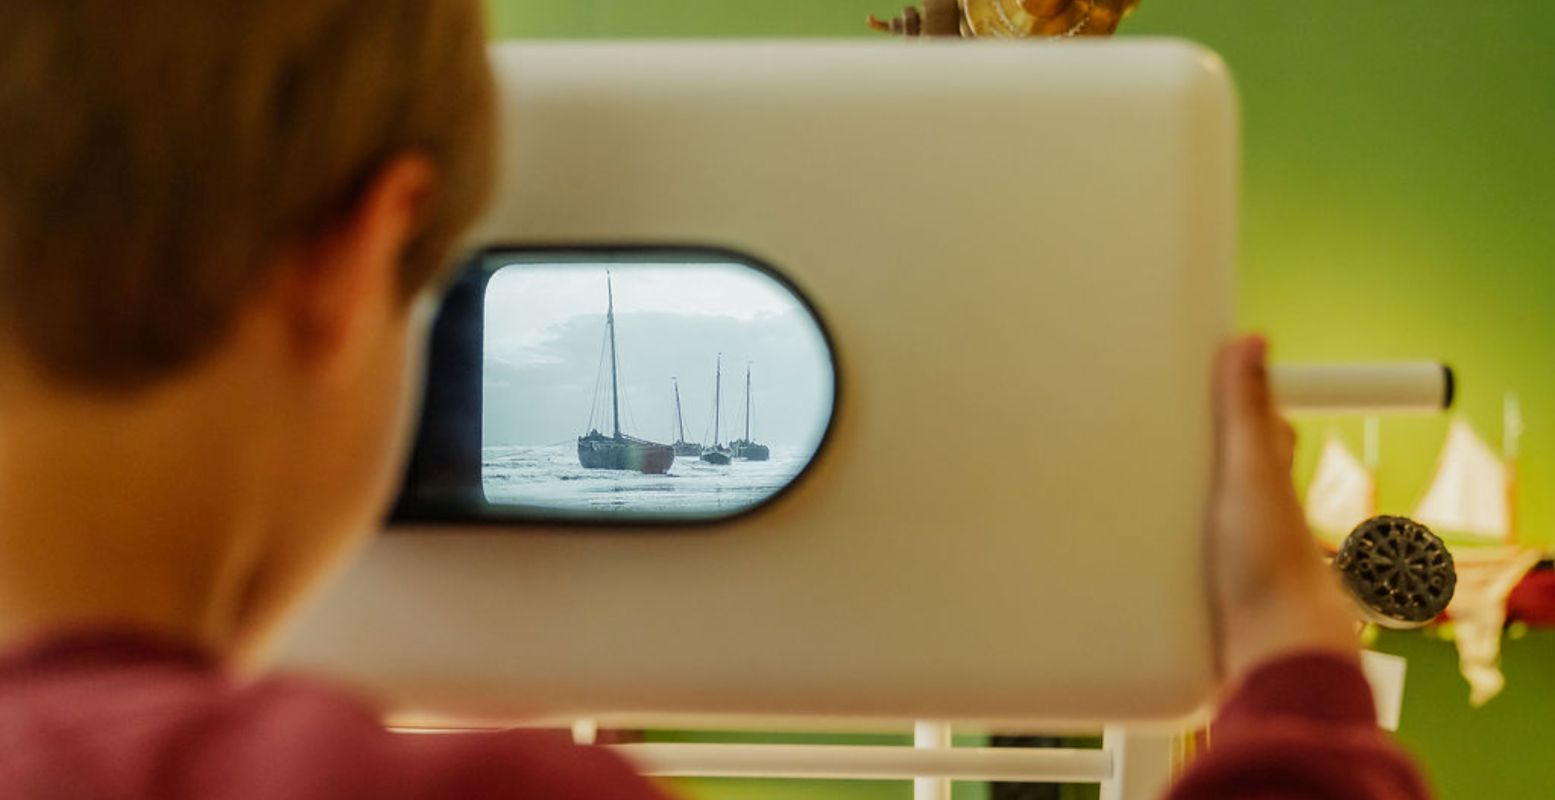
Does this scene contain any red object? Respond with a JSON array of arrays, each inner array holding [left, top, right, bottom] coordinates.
[[1, 632, 1434, 799], [0, 630, 667, 799], [1167, 652, 1430, 799], [1506, 567, 1555, 627]]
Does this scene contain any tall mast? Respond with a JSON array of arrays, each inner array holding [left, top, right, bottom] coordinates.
[[744, 363, 752, 442], [607, 272, 621, 439], [713, 353, 722, 447], [673, 378, 686, 443]]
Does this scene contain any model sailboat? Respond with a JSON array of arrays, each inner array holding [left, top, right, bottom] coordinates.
[[1413, 404, 1540, 706], [730, 363, 770, 461], [700, 354, 731, 465], [577, 273, 675, 475], [671, 378, 703, 457]]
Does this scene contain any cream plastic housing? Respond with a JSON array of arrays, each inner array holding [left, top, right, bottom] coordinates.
[[280, 41, 1239, 728]]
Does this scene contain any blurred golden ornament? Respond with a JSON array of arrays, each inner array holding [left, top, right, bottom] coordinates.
[[869, 0, 1140, 38], [963, 0, 1140, 37]]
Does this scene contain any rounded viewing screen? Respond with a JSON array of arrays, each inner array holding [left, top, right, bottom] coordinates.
[[480, 252, 835, 522]]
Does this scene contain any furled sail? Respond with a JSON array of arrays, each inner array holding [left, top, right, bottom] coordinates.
[[1305, 434, 1374, 548]]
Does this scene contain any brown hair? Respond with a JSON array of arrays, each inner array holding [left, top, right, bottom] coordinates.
[[0, 1, 497, 388]]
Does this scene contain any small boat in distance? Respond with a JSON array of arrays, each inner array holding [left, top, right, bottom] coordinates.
[[700, 354, 731, 465], [730, 363, 771, 461], [577, 273, 674, 474], [671, 377, 703, 457]]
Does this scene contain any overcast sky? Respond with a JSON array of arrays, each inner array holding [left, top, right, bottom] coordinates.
[[482, 263, 834, 449]]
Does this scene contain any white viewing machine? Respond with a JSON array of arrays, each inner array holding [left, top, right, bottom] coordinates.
[[279, 41, 1446, 730]]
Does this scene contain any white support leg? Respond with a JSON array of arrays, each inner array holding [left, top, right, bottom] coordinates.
[[1099, 726, 1174, 800], [914, 721, 953, 800], [571, 718, 599, 746]]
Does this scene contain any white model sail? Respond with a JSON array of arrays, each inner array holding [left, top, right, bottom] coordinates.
[[1413, 419, 1509, 543], [1305, 434, 1374, 548]]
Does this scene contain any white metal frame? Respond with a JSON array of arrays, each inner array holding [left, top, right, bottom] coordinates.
[[597, 722, 1173, 800], [591, 654, 1404, 798]]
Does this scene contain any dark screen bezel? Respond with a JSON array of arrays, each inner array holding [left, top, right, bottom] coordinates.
[[388, 244, 841, 530]]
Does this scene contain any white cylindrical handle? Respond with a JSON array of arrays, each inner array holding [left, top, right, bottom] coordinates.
[[1270, 362, 1454, 414]]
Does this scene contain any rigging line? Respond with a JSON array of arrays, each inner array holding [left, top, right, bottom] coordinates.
[[611, 324, 646, 440], [620, 384, 636, 436], [710, 356, 722, 447], [615, 365, 632, 434], [670, 382, 680, 442], [741, 364, 751, 442], [700, 391, 715, 446], [585, 322, 611, 432], [611, 356, 642, 438], [713, 395, 724, 445], [611, 301, 634, 437]]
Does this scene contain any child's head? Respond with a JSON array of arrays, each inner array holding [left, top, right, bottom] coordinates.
[[0, 0, 495, 384], [0, 1, 495, 650]]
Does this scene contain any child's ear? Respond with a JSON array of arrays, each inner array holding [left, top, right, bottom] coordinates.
[[278, 154, 438, 371]]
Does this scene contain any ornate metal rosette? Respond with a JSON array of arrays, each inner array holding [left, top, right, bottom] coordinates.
[[1334, 515, 1456, 629]]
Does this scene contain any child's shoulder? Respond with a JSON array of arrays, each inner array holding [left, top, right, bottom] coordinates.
[[0, 629, 379, 796], [0, 628, 666, 800]]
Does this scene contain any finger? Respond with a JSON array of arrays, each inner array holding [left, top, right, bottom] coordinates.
[[1213, 335, 1272, 445]]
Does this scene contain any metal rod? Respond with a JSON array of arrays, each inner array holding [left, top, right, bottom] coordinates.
[[610, 742, 1113, 782]]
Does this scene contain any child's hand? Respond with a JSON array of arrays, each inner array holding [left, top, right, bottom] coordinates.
[[1208, 337, 1359, 682]]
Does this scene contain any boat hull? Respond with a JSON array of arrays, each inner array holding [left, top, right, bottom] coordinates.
[[673, 441, 704, 457], [731, 440, 771, 461], [700, 448, 731, 465], [578, 434, 675, 474]]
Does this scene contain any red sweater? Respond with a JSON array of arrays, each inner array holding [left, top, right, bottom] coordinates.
[[1168, 652, 1432, 800], [0, 633, 1427, 799], [0, 631, 667, 799]]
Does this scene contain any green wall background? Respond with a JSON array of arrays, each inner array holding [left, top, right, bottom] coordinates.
[[484, 2, 1555, 797]]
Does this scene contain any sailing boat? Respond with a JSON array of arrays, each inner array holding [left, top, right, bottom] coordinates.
[[671, 378, 703, 457], [729, 363, 771, 461], [700, 354, 731, 465], [577, 273, 674, 474], [1413, 404, 1540, 706]]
